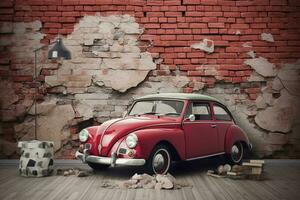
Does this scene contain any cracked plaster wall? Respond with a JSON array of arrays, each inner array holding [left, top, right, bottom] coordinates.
[[0, 15, 190, 157]]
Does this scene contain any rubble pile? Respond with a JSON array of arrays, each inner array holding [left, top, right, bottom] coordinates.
[[101, 173, 191, 190], [56, 168, 90, 177], [207, 160, 265, 180]]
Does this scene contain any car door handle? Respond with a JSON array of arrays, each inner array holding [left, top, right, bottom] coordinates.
[[211, 124, 217, 128]]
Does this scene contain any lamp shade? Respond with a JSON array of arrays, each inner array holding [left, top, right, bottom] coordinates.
[[48, 38, 71, 60]]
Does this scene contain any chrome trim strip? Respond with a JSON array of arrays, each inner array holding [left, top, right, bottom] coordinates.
[[186, 152, 225, 161], [139, 122, 181, 129], [183, 121, 233, 124]]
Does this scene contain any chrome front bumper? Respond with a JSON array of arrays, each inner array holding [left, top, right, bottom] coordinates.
[[75, 150, 146, 167]]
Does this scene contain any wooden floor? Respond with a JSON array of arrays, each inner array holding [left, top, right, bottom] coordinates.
[[0, 158, 299, 200]]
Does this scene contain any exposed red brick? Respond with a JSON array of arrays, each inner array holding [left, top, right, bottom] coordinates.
[[185, 11, 204, 16], [204, 11, 223, 16], [270, 0, 287, 5], [79, 0, 95, 5], [45, 11, 62, 16], [44, 22, 62, 29], [248, 93, 258, 100], [164, 0, 181, 5], [62, 0, 80, 5], [13, 75, 33, 82], [208, 22, 225, 28], [231, 23, 249, 29], [165, 11, 182, 17], [183, 87, 193, 93], [177, 35, 193, 40]]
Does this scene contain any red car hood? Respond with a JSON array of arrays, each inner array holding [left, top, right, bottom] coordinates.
[[96, 116, 180, 156]]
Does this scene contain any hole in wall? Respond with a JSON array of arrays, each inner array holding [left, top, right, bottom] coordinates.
[[272, 92, 281, 99], [76, 118, 98, 132]]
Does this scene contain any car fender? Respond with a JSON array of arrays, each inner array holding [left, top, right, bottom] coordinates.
[[132, 128, 186, 160], [224, 125, 250, 154]]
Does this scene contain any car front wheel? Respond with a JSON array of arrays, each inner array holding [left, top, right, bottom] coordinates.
[[146, 145, 171, 175], [226, 142, 244, 164]]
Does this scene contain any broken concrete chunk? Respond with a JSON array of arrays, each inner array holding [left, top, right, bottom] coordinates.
[[248, 72, 265, 82], [63, 171, 69, 176], [223, 164, 231, 173], [76, 171, 89, 177], [143, 180, 156, 189], [255, 95, 267, 109], [106, 173, 188, 190], [262, 93, 274, 106], [244, 57, 277, 77], [272, 77, 284, 91], [246, 51, 256, 58], [131, 173, 142, 180], [216, 165, 225, 175], [156, 174, 174, 189], [191, 39, 214, 53], [193, 82, 205, 91], [261, 33, 274, 42], [57, 168, 90, 177], [97, 70, 150, 93], [155, 182, 162, 190]]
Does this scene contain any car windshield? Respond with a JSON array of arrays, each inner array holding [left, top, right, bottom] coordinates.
[[128, 100, 184, 117]]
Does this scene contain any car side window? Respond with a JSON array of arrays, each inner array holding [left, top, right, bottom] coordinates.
[[186, 102, 212, 120], [213, 105, 232, 121]]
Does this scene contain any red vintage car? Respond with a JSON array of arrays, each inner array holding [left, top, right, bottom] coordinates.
[[76, 93, 252, 174]]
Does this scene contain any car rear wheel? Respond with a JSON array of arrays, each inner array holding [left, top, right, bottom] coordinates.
[[226, 142, 244, 164], [146, 144, 171, 175], [87, 162, 109, 171]]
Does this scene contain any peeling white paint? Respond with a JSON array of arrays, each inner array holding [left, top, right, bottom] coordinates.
[[261, 33, 274, 42], [244, 57, 277, 77], [191, 39, 214, 53]]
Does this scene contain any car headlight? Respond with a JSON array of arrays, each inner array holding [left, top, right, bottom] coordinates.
[[79, 129, 89, 142], [125, 133, 138, 148]]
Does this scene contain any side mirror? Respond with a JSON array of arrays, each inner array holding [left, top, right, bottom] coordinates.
[[188, 114, 195, 122], [122, 111, 127, 118]]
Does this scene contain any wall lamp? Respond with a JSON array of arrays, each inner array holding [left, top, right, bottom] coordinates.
[[33, 37, 71, 139]]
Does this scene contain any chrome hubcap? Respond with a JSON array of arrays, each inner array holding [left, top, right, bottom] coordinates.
[[152, 149, 170, 174], [153, 154, 165, 169], [232, 145, 239, 154], [231, 143, 243, 163]]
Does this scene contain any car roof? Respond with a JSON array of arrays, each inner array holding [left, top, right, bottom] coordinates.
[[135, 93, 223, 104]]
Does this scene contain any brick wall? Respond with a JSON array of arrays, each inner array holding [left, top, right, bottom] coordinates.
[[1, 0, 299, 92], [0, 0, 300, 158]]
